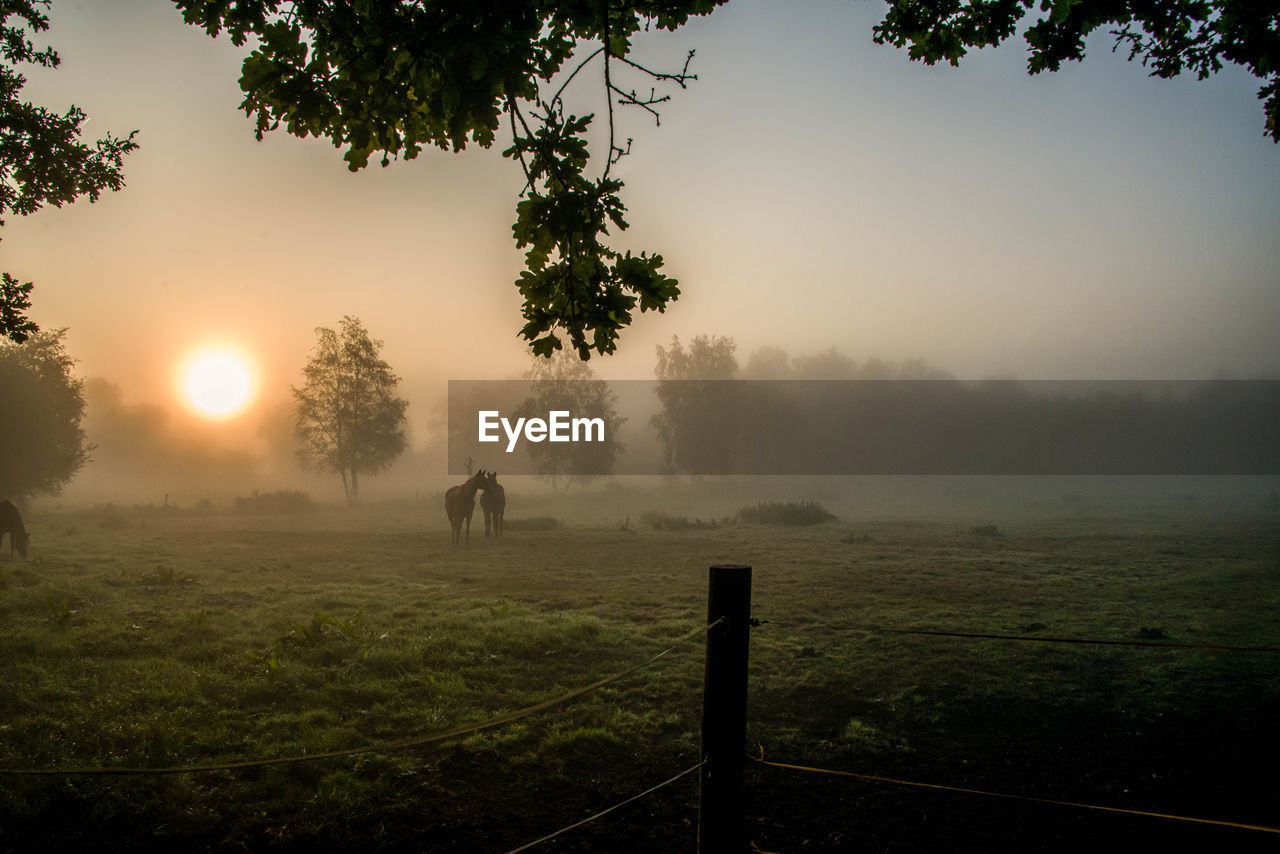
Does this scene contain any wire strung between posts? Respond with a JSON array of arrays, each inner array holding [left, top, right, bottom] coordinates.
[[504, 761, 704, 854], [0, 621, 719, 778], [752, 751, 1280, 836], [756, 620, 1280, 653]]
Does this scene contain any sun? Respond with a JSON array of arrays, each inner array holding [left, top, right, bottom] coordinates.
[[178, 347, 257, 419]]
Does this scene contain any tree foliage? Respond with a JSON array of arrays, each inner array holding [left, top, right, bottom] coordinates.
[[292, 316, 408, 505], [0, 328, 91, 500], [517, 350, 626, 487], [172, 0, 724, 359], [0, 1, 138, 342], [173, 1, 1278, 359], [873, 0, 1280, 143], [650, 334, 740, 474], [0, 273, 36, 343]]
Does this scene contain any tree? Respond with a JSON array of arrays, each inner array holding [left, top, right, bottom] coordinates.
[[0, 328, 91, 500], [0, 273, 36, 343], [292, 316, 408, 505], [650, 334, 740, 474], [516, 350, 626, 488], [173, 0, 701, 361], [873, 0, 1280, 143], [1, 2, 138, 343], [173, 1, 1278, 359]]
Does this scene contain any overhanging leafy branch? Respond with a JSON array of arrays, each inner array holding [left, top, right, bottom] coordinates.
[[176, 0, 720, 359], [1, 0, 139, 343], [171, 0, 1278, 362]]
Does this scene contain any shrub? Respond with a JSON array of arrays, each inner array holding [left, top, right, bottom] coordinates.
[[736, 501, 836, 526], [233, 490, 314, 513], [141, 564, 180, 586], [639, 511, 717, 531], [969, 524, 1002, 537]]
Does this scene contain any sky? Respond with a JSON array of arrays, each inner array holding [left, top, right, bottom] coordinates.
[[4, 0, 1279, 467]]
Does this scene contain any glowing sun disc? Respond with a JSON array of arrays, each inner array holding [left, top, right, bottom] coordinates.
[[180, 349, 256, 419]]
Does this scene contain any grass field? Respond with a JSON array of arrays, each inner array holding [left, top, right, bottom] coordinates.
[[1, 480, 1278, 852]]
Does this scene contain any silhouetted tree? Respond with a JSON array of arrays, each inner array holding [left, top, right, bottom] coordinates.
[[517, 350, 625, 488], [0, 274, 36, 344], [651, 334, 740, 474], [0, 3, 138, 342], [873, 0, 1279, 143], [293, 316, 408, 505], [740, 345, 792, 380], [174, 1, 1277, 359], [173, 0, 696, 360], [0, 329, 90, 500]]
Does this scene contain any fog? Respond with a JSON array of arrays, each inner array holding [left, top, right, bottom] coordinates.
[[5, 1, 1277, 512], [40, 349, 1278, 520]]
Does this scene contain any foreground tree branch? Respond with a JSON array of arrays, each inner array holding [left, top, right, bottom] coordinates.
[[0, 1, 139, 342], [174, 0, 1278, 359]]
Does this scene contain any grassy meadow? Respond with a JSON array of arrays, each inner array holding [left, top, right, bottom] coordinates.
[[1, 479, 1278, 852]]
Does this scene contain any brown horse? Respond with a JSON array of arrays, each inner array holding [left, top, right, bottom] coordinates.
[[481, 471, 505, 538], [0, 500, 29, 559], [445, 469, 487, 546]]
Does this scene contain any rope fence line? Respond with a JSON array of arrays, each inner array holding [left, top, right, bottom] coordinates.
[[754, 620, 1280, 653], [751, 750, 1280, 836], [0, 620, 719, 778], [6, 584, 1273, 846], [503, 761, 704, 853]]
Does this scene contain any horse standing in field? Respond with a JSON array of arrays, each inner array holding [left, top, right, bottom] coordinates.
[[481, 471, 505, 538], [445, 469, 488, 546], [0, 500, 29, 559]]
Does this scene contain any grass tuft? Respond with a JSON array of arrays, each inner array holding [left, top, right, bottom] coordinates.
[[639, 511, 718, 530], [737, 501, 836, 526], [233, 490, 314, 513]]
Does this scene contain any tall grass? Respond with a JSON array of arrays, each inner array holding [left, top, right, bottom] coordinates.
[[736, 500, 836, 525]]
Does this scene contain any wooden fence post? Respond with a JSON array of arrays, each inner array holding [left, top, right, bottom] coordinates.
[[699, 563, 752, 853]]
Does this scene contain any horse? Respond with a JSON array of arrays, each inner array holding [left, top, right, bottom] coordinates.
[[445, 469, 487, 546], [0, 500, 29, 559], [481, 471, 505, 538]]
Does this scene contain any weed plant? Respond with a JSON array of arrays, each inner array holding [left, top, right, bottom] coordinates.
[[639, 511, 718, 530], [737, 500, 837, 525]]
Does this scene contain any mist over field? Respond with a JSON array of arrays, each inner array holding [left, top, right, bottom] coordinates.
[[5, 473, 1279, 852], [8, 345, 1280, 852], [3, 0, 1279, 850], [40, 358, 1280, 510]]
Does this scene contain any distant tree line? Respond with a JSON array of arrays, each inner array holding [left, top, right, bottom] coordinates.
[[651, 335, 959, 475], [649, 336, 1278, 476], [8, 317, 1272, 503]]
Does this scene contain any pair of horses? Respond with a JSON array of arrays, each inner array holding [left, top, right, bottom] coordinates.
[[1, 500, 29, 559], [444, 469, 505, 546]]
